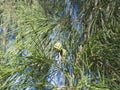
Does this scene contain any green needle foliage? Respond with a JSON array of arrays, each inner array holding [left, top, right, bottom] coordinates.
[[0, 0, 120, 90]]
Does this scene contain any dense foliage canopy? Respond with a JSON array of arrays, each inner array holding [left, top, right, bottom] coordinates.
[[0, 0, 120, 90]]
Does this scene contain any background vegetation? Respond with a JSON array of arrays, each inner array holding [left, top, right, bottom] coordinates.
[[0, 0, 120, 90]]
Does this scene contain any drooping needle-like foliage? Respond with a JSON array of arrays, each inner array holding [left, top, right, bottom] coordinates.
[[0, 0, 120, 90]]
